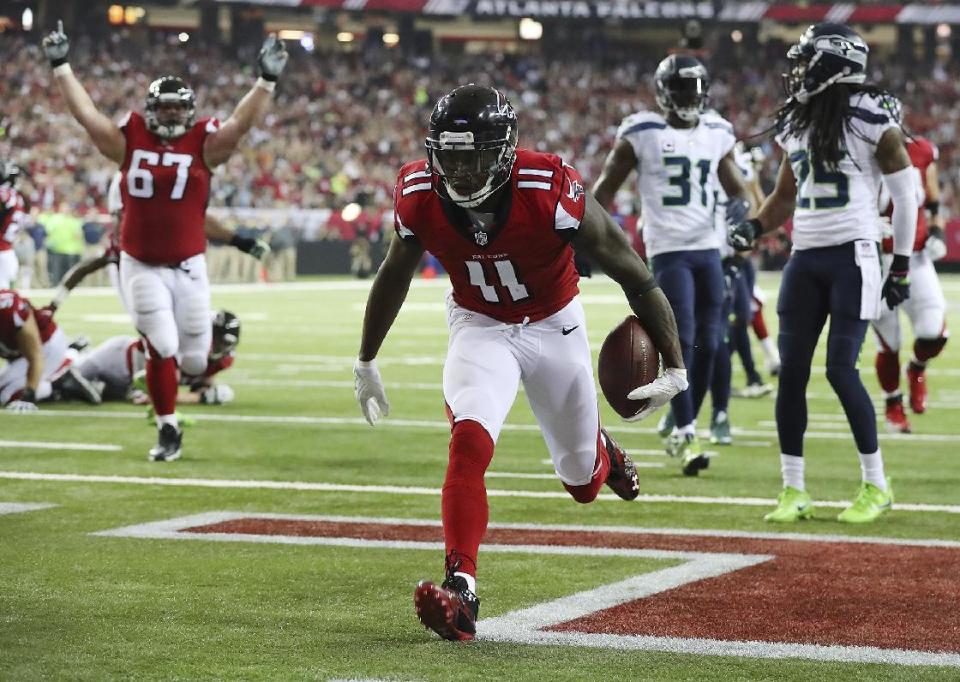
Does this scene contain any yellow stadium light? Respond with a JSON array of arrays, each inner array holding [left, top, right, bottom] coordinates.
[[278, 30, 305, 40], [731, 29, 743, 43], [341, 203, 362, 222], [337, 32, 354, 43], [124, 6, 146, 25], [936, 23, 951, 39], [21, 8, 33, 31], [382, 32, 400, 46], [178, 32, 189, 43], [108, 5, 125, 25]]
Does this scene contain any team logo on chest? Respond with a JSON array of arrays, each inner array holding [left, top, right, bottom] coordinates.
[[474, 231, 489, 246], [661, 140, 676, 153]]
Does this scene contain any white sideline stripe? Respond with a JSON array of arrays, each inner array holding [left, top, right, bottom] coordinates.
[[5, 471, 960, 514], [0, 440, 122, 452], [0, 502, 56, 515], [21, 410, 960, 444], [97, 511, 960, 549], [94, 512, 960, 667]]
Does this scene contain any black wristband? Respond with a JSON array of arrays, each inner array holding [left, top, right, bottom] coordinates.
[[229, 234, 256, 253], [745, 218, 762, 241], [21, 387, 36, 403], [925, 200, 940, 217], [50, 57, 68, 68], [259, 71, 278, 82], [891, 254, 910, 274]]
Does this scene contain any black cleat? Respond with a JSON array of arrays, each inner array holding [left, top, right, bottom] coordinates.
[[148, 424, 183, 462], [600, 428, 640, 500], [52, 366, 102, 404]]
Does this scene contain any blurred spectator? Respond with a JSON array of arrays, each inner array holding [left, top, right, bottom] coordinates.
[[349, 235, 372, 278], [39, 204, 84, 284]]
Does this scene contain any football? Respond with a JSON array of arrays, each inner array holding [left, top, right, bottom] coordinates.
[[598, 316, 660, 419]]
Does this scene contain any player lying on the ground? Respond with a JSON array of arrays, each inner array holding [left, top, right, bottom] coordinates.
[[53, 310, 240, 406], [355, 84, 685, 642], [0, 288, 100, 411]]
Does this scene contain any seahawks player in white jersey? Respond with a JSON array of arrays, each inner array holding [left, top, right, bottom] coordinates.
[[595, 54, 752, 475], [729, 23, 917, 524]]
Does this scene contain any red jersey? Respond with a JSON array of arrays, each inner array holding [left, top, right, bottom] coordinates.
[[0, 290, 57, 360], [118, 111, 219, 265], [882, 137, 937, 254], [394, 149, 585, 323], [0, 185, 27, 251]]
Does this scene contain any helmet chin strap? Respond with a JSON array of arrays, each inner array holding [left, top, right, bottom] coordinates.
[[444, 175, 498, 208]]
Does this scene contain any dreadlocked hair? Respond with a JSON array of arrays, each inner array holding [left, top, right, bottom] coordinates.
[[774, 83, 902, 171]]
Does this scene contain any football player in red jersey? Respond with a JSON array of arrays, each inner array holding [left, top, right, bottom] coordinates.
[[0, 162, 28, 289], [43, 21, 286, 462], [0, 289, 100, 411], [354, 85, 686, 642], [873, 135, 949, 432]]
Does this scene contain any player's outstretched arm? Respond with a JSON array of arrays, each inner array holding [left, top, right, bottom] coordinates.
[[354, 235, 423, 426], [727, 158, 797, 250], [876, 127, 918, 308], [574, 192, 683, 370], [204, 36, 288, 168], [592, 139, 637, 209], [50, 252, 115, 310], [7, 311, 43, 412], [42, 21, 125, 164], [204, 214, 270, 261]]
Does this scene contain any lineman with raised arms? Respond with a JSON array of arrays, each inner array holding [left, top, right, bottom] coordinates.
[[594, 54, 753, 474], [728, 23, 918, 523]]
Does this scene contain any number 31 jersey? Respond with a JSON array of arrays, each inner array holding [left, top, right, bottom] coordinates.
[[118, 111, 219, 265], [394, 149, 585, 324], [616, 110, 736, 258], [776, 92, 898, 251]]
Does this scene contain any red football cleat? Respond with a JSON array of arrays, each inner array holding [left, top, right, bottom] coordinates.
[[884, 399, 912, 434], [414, 574, 479, 641], [600, 428, 639, 501], [906, 363, 927, 414]]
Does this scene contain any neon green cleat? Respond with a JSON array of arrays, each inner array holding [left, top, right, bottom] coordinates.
[[837, 478, 893, 524], [666, 433, 709, 476], [709, 410, 733, 446], [764, 487, 814, 523], [657, 410, 675, 439]]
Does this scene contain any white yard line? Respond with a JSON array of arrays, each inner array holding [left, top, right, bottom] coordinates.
[[0, 502, 56, 515], [18, 409, 959, 444], [0, 440, 121, 452], [3, 471, 959, 514]]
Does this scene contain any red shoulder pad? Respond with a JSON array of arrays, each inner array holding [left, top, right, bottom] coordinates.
[[394, 161, 432, 240]]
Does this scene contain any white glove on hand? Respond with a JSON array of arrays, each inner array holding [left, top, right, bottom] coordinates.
[[42, 20, 70, 66], [624, 368, 688, 422], [201, 384, 235, 405], [6, 399, 38, 413], [354, 358, 389, 426], [257, 35, 288, 81], [925, 231, 947, 262]]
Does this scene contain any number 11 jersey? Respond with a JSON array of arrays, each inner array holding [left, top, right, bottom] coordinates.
[[393, 149, 585, 324], [118, 111, 219, 265]]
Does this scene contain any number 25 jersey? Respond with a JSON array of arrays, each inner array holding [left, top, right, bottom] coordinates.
[[776, 92, 898, 251], [393, 149, 585, 324], [118, 111, 219, 265]]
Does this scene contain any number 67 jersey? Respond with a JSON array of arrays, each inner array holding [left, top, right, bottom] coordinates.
[[394, 149, 585, 324], [118, 111, 219, 265]]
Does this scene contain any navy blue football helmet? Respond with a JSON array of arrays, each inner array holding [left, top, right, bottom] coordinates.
[[784, 23, 869, 103]]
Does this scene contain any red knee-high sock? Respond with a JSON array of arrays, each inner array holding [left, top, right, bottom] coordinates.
[[875, 350, 901, 394], [442, 420, 494, 578], [751, 306, 769, 341], [563, 431, 611, 504], [146, 353, 179, 418]]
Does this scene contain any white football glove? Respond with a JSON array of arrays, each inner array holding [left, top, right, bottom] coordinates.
[[6, 399, 38, 413], [354, 358, 389, 426], [42, 20, 70, 66], [925, 228, 947, 262], [624, 368, 688, 422], [200, 384, 235, 405], [257, 35, 288, 81]]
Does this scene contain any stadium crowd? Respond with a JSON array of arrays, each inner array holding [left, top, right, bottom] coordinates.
[[2, 28, 958, 285]]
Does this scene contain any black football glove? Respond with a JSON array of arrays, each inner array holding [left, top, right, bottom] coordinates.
[[42, 20, 70, 67], [230, 234, 271, 261], [882, 255, 910, 310], [257, 35, 288, 82], [727, 218, 760, 251]]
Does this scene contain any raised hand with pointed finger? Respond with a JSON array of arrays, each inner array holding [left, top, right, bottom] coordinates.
[[42, 20, 70, 67], [258, 35, 288, 82]]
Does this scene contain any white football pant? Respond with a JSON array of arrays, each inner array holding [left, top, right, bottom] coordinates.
[[0, 328, 68, 404], [443, 293, 601, 487], [119, 252, 211, 376]]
